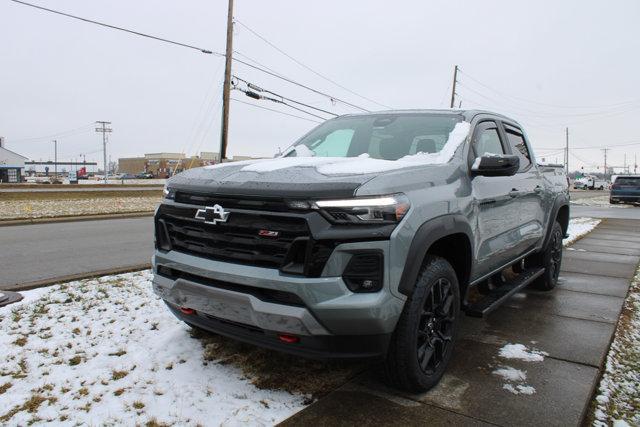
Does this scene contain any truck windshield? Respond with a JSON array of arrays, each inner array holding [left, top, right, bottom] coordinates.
[[287, 114, 463, 160]]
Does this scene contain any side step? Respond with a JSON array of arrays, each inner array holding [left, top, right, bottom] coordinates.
[[465, 267, 545, 318]]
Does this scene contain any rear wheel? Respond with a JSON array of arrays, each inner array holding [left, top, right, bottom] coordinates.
[[527, 221, 563, 291], [610, 199, 619, 204], [384, 256, 460, 392]]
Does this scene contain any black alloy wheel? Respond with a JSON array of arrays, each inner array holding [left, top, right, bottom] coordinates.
[[417, 278, 455, 374], [384, 256, 460, 392]]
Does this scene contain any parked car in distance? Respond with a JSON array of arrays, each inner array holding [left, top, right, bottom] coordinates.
[[610, 175, 640, 205], [136, 172, 154, 179], [573, 176, 607, 190], [120, 173, 137, 180], [153, 109, 569, 393]]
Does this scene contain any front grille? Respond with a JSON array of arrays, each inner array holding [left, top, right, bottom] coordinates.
[[156, 204, 310, 269], [174, 191, 291, 212]]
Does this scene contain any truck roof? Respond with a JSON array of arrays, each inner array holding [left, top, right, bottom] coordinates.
[[338, 109, 521, 127]]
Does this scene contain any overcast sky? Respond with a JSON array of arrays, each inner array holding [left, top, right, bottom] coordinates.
[[1, 0, 639, 172]]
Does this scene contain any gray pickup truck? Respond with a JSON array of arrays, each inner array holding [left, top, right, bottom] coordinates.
[[153, 109, 569, 392]]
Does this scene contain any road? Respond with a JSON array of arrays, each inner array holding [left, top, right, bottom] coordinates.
[[0, 217, 153, 290]]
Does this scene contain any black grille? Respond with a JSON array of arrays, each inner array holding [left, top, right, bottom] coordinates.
[[174, 191, 292, 212], [156, 204, 309, 269]]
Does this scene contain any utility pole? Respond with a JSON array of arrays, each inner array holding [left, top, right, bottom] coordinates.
[[624, 153, 627, 174], [565, 127, 569, 174], [53, 140, 57, 182], [450, 65, 459, 108], [635, 154, 637, 174], [219, 0, 234, 161], [95, 121, 112, 183], [602, 148, 609, 181]]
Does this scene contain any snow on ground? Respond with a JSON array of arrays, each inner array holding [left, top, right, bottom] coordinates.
[[0, 196, 160, 220], [563, 217, 601, 246], [0, 271, 309, 425], [492, 344, 548, 395], [592, 267, 640, 426], [499, 343, 548, 362], [571, 195, 631, 208]]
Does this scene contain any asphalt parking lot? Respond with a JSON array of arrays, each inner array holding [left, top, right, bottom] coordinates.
[[284, 218, 640, 426]]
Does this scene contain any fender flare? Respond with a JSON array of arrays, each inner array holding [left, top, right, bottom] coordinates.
[[397, 214, 474, 296], [542, 195, 570, 248]]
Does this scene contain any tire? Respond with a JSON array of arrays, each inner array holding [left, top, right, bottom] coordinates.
[[527, 221, 563, 291], [384, 256, 460, 392], [610, 199, 619, 205]]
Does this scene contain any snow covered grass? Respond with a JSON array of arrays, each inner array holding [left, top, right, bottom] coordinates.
[[570, 195, 631, 208], [0, 272, 361, 425], [592, 267, 640, 426], [563, 217, 601, 246], [0, 194, 161, 220]]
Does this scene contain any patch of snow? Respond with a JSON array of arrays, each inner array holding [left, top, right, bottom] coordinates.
[[563, 217, 601, 246], [0, 271, 305, 426], [492, 367, 527, 382], [293, 145, 315, 157], [502, 384, 536, 395], [498, 343, 548, 362]]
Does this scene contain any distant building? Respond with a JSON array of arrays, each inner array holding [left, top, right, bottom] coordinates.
[[0, 137, 28, 183], [118, 152, 221, 177]]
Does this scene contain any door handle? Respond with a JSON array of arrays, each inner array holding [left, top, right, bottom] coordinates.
[[509, 189, 521, 198], [534, 185, 543, 194]]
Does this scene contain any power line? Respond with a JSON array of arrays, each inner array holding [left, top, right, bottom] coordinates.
[[6, 123, 95, 143], [458, 69, 638, 110], [231, 98, 323, 124], [233, 75, 338, 117], [234, 18, 392, 110], [231, 56, 370, 112], [233, 86, 330, 121], [8, 0, 219, 55]]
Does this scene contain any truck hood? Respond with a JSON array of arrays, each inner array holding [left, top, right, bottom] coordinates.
[[167, 158, 382, 199]]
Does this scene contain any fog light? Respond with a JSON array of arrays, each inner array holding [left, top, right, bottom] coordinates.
[[343, 251, 384, 293]]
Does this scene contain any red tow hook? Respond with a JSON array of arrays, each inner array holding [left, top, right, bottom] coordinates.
[[179, 307, 196, 315], [278, 334, 300, 344]]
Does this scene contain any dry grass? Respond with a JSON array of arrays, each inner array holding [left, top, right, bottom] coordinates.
[[191, 328, 368, 399]]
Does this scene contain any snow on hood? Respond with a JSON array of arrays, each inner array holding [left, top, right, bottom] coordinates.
[[206, 121, 470, 176]]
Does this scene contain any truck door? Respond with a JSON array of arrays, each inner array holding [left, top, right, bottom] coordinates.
[[500, 123, 545, 255], [470, 121, 521, 278]]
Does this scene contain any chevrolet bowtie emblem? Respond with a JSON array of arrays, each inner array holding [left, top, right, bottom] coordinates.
[[195, 204, 230, 225]]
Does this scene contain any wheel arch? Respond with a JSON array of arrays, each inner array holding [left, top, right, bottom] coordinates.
[[397, 215, 474, 299], [543, 196, 570, 248]]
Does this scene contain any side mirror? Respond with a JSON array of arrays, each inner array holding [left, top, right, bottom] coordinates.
[[471, 154, 519, 177]]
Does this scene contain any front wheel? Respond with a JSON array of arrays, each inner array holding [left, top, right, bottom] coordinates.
[[527, 221, 563, 291], [384, 256, 460, 392]]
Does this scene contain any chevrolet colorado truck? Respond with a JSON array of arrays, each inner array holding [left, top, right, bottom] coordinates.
[[152, 110, 569, 392]]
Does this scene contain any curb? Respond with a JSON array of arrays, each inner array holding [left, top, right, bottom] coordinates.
[[1, 263, 152, 292], [0, 211, 154, 227]]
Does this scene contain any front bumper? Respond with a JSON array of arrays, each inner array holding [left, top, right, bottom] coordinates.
[[152, 241, 404, 358]]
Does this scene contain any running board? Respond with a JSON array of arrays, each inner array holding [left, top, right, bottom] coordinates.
[[465, 267, 545, 318]]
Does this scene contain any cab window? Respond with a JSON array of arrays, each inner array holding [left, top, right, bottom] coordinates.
[[473, 122, 505, 157], [504, 127, 532, 171]]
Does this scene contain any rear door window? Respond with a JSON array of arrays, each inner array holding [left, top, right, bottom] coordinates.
[[615, 177, 640, 186]]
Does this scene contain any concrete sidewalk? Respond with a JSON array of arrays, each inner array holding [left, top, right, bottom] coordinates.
[[282, 219, 639, 426]]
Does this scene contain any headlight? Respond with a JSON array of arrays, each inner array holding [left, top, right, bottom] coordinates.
[[163, 185, 175, 200], [301, 194, 410, 224]]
